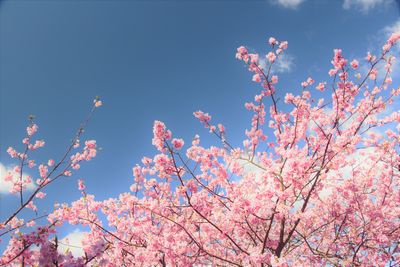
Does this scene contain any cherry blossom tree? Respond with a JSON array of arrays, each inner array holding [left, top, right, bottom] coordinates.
[[1, 33, 400, 266]]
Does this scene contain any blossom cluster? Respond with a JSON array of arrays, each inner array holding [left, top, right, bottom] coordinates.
[[1, 34, 400, 267]]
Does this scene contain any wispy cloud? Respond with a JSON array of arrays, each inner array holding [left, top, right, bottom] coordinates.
[[383, 19, 400, 43], [274, 54, 295, 73], [58, 229, 86, 257], [259, 54, 295, 74], [320, 146, 384, 201], [270, 0, 305, 9], [342, 0, 394, 13], [0, 162, 35, 194]]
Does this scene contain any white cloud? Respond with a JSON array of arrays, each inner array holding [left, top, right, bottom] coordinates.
[[58, 229, 86, 257], [384, 19, 400, 46], [240, 159, 265, 179], [271, 0, 306, 9], [342, 0, 394, 13], [384, 19, 400, 33], [259, 54, 295, 74], [320, 146, 384, 202], [275, 54, 295, 73], [0, 162, 35, 194]]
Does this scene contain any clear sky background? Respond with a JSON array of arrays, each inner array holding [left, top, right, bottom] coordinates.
[[0, 0, 400, 253]]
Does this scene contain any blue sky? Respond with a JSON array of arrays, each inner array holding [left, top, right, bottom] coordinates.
[[0, 0, 400, 252]]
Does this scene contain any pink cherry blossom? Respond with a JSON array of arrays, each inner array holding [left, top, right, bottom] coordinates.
[[351, 59, 359, 69], [271, 75, 278, 84], [316, 82, 325, 91], [94, 100, 102, 107], [171, 138, 184, 150], [279, 41, 288, 50], [268, 37, 278, 46], [2, 35, 400, 267], [26, 124, 38, 136], [252, 73, 261, 83], [7, 147, 18, 158], [266, 52, 277, 63], [38, 164, 48, 178], [78, 179, 85, 191], [193, 111, 211, 125], [365, 51, 376, 62], [35, 192, 46, 199], [249, 53, 259, 64], [301, 77, 314, 87]]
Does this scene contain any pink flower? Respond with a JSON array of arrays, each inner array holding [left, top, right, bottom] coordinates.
[[302, 90, 311, 99], [85, 140, 97, 149], [152, 121, 172, 151], [28, 160, 36, 168], [38, 164, 48, 178], [332, 49, 347, 69], [235, 46, 248, 61], [316, 82, 325, 92], [94, 100, 102, 107], [249, 53, 259, 64], [7, 147, 18, 158], [301, 77, 314, 87], [271, 75, 278, 84], [284, 93, 295, 103], [186, 179, 198, 193], [141, 157, 152, 166], [350, 59, 359, 69], [193, 111, 211, 124], [47, 159, 54, 166], [73, 139, 80, 148], [26, 220, 36, 227], [369, 68, 378, 80], [26, 201, 37, 211], [279, 41, 288, 50], [237, 46, 247, 55], [132, 166, 144, 183], [4, 33, 400, 267], [171, 138, 184, 150], [26, 124, 38, 136], [36, 192, 46, 199], [387, 32, 400, 46], [268, 37, 277, 46], [192, 134, 200, 146], [384, 77, 392, 85], [217, 123, 225, 133], [382, 43, 391, 52], [328, 68, 338, 76], [266, 52, 277, 63], [252, 73, 261, 83], [78, 179, 85, 191], [365, 52, 375, 62], [4, 172, 13, 182], [13, 167, 21, 176]]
